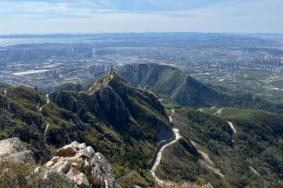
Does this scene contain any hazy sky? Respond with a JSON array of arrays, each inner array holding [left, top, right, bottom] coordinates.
[[0, 0, 282, 34]]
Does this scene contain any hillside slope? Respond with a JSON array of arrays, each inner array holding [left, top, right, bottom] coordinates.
[[118, 63, 283, 113], [0, 73, 174, 187], [156, 107, 283, 188], [1, 69, 282, 187]]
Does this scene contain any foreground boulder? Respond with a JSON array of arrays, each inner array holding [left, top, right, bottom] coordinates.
[[44, 141, 121, 188], [0, 137, 35, 164]]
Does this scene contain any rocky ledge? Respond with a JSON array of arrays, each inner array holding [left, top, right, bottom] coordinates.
[[0, 137, 35, 164], [0, 137, 120, 188], [42, 141, 121, 188]]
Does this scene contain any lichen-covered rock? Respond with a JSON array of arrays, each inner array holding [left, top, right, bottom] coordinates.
[[44, 141, 121, 188], [0, 137, 35, 164]]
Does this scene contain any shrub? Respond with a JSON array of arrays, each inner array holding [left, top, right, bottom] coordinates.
[[0, 159, 75, 188]]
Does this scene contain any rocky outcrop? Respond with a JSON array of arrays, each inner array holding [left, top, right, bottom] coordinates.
[[43, 141, 121, 188], [0, 137, 35, 164]]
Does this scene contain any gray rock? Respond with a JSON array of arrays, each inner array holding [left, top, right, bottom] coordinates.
[[44, 141, 121, 188], [40, 168, 78, 188], [94, 152, 121, 188], [76, 148, 92, 159], [57, 161, 71, 174], [0, 137, 35, 164], [78, 143, 86, 150], [9, 150, 35, 164], [86, 146, 95, 156], [90, 154, 100, 166], [67, 167, 89, 187], [0, 137, 25, 155], [71, 141, 80, 147]]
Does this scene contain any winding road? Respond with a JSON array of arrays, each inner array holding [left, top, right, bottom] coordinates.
[[214, 108, 237, 135], [150, 107, 242, 185], [249, 166, 261, 176], [39, 94, 51, 137], [43, 123, 50, 137], [227, 121, 237, 134], [150, 107, 225, 185], [150, 128, 182, 185], [150, 108, 182, 185], [45, 94, 50, 104]]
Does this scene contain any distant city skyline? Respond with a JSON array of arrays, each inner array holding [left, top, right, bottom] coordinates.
[[0, 0, 283, 34]]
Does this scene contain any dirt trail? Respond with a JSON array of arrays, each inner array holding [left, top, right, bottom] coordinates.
[[151, 106, 225, 185], [169, 115, 173, 123], [214, 108, 224, 116], [227, 121, 237, 134], [150, 108, 182, 186], [214, 108, 237, 134], [38, 93, 51, 137], [191, 140, 225, 178], [250, 166, 261, 176], [150, 128, 182, 185], [45, 94, 50, 104], [43, 123, 50, 137]]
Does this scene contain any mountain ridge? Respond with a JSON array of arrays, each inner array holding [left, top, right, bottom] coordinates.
[[0, 72, 174, 187], [0, 65, 283, 187], [118, 63, 283, 113]]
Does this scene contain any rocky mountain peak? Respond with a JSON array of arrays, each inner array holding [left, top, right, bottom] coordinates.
[[87, 71, 128, 95], [43, 141, 121, 188]]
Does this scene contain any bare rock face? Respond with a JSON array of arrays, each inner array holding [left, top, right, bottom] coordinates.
[[44, 141, 121, 188], [0, 137, 35, 164]]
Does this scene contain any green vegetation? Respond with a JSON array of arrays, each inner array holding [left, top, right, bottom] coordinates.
[[118, 170, 154, 188], [157, 107, 283, 187], [0, 73, 173, 187], [196, 69, 283, 104], [1, 67, 283, 187], [0, 160, 74, 188], [118, 63, 283, 114]]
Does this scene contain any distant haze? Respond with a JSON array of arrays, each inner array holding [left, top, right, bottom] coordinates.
[[0, 0, 283, 34]]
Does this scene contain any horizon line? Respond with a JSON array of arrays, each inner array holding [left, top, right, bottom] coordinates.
[[1, 32, 283, 37]]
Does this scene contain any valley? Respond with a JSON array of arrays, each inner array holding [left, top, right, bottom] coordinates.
[[0, 0, 283, 185], [0, 63, 282, 187], [0, 33, 283, 103], [0, 33, 282, 188]]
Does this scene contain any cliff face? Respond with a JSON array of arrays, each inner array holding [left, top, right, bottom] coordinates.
[[89, 72, 172, 141]]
